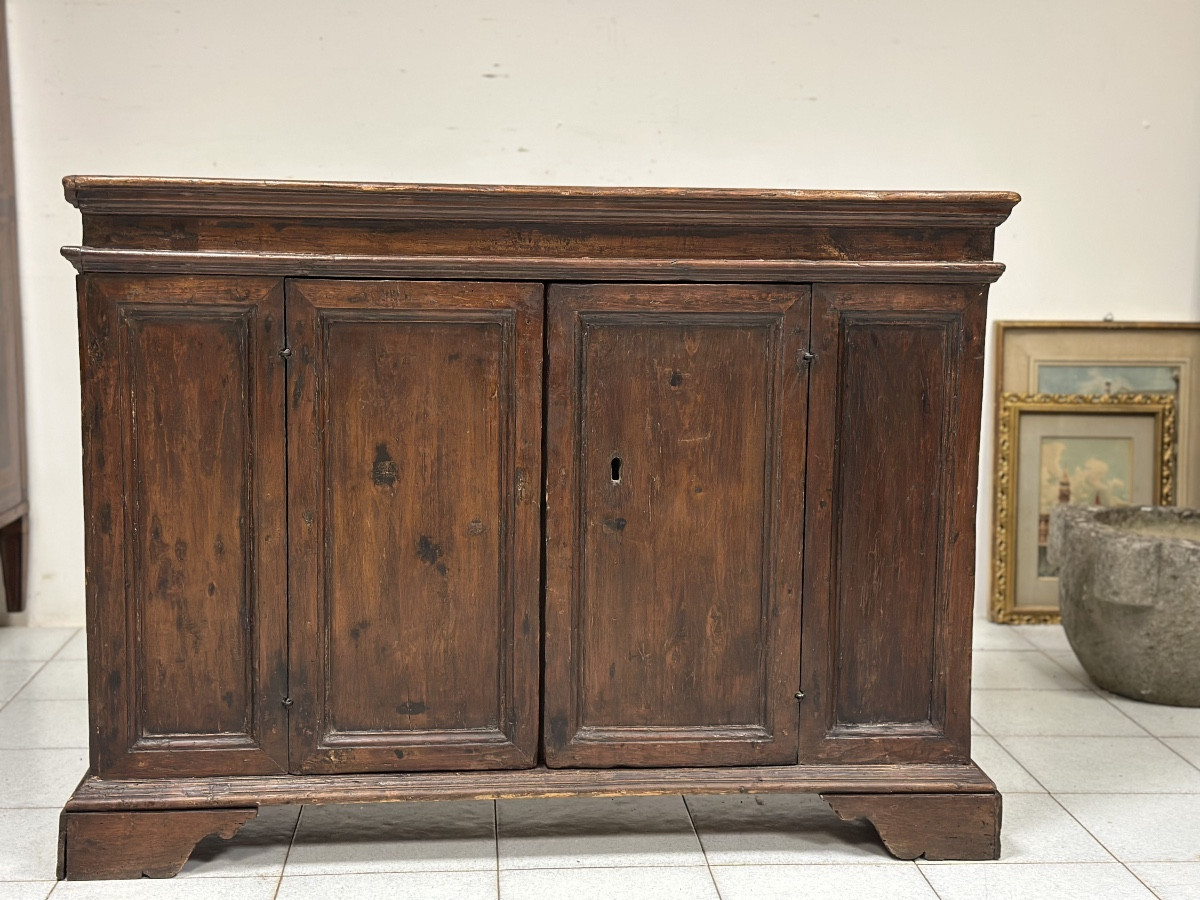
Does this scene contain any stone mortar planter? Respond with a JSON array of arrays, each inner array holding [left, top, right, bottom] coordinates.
[[1047, 505, 1200, 706]]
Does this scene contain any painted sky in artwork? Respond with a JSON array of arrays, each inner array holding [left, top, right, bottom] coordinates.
[[1040, 437, 1133, 513], [1037, 364, 1179, 395]]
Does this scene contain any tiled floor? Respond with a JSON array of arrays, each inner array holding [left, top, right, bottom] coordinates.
[[1, 621, 1198, 899]]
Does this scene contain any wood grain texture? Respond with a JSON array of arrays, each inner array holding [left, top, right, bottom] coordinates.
[[287, 280, 542, 773], [64, 763, 997, 811], [58, 808, 257, 879], [61, 248, 1008, 283], [822, 792, 1001, 860], [800, 284, 986, 765], [80, 275, 288, 777], [544, 284, 808, 767], [65, 179, 1015, 869], [63, 176, 1020, 227], [80, 215, 997, 263]]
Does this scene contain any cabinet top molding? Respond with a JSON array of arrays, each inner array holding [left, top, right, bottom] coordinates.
[[64, 176, 1020, 227], [62, 176, 1018, 282]]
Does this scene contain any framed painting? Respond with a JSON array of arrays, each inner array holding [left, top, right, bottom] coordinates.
[[995, 321, 1200, 507], [991, 392, 1176, 624]]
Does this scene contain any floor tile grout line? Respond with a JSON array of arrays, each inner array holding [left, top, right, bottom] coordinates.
[[1158, 738, 1200, 774], [493, 799, 501, 899], [282, 864, 515, 877], [272, 804, 305, 898], [1034, 645, 1096, 685], [1090, 685, 1160, 739], [914, 857, 947, 899], [1120, 859, 1168, 900], [968, 709, 1053, 793], [1084, 672, 1200, 748], [972, 694, 1175, 740], [0, 627, 82, 712], [972, 621, 1039, 651], [1004, 645, 1091, 691], [1043, 792, 1121, 865], [0, 657, 54, 714], [974, 646, 1090, 691], [680, 794, 723, 899], [47, 628, 83, 663]]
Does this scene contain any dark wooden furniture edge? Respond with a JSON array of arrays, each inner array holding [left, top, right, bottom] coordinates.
[[0, 499, 25, 612], [61, 247, 1007, 282], [823, 791, 1002, 860], [0, 498, 25, 530], [58, 807, 258, 880], [63, 176, 1020, 226], [64, 763, 997, 810]]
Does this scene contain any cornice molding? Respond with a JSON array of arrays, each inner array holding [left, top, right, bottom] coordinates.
[[64, 176, 1021, 228]]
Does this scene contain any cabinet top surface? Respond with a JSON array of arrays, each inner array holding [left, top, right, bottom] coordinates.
[[64, 175, 1020, 225]]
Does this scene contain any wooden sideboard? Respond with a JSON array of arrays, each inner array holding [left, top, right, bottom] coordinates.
[[58, 177, 1018, 879]]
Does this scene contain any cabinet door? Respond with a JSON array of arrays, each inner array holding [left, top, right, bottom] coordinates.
[[80, 275, 288, 777], [799, 284, 986, 764], [288, 280, 542, 773], [544, 284, 809, 768]]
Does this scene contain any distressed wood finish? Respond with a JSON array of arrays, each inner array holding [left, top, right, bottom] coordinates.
[[823, 792, 1002, 860], [64, 177, 1017, 876], [544, 284, 808, 767], [81, 215, 1000, 261], [65, 763, 996, 810], [287, 280, 543, 773], [59, 808, 258, 879], [63, 177, 1020, 226], [62, 177, 1017, 286], [800, 284, 986, 764], [80, 275, 288, 776], [62, 248, 1007, 284]]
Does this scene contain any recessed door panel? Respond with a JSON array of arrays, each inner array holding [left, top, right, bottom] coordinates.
[[288, 280, 542, 773], [799, 284, 985, 764], [544, 284, 809, 768], [80, 275, 288, 777]]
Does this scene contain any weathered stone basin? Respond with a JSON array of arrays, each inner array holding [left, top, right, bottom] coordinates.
[[1047, 506, 1200, 706]]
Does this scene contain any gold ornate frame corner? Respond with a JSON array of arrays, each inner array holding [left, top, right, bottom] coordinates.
[[990, 392, 1176, 624]]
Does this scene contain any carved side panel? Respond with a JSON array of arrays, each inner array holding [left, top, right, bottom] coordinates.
[[81, 275, 288, 777], [287, 280, 543, 773], [801, 284, 986, 763]]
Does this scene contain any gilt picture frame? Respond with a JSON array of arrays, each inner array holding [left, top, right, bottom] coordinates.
[[995, 321, 1200, 506], [991, 392, 1176, 624]]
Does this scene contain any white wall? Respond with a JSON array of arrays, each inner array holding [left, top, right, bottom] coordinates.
[[5, 0, 1199, 625]]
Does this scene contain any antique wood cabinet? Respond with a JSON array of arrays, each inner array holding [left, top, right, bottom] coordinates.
[[58, 177, 1018, 879]]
